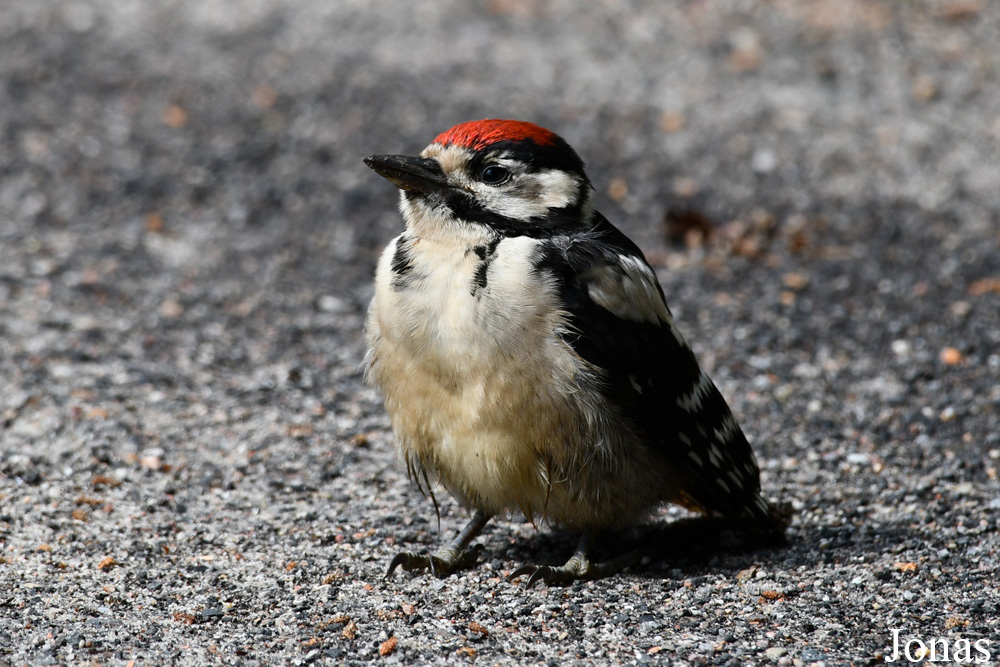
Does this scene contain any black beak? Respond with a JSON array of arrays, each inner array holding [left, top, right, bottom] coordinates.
[[363, 155, 452, 195]]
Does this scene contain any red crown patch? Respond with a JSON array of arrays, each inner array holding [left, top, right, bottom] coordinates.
[[433, 119, 558, 151]]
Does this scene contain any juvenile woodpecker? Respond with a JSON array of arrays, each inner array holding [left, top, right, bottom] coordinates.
[[363, 119, 783, 585]]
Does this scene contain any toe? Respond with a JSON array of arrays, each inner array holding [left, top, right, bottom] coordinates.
[[527, 566, 555, 588], [507, 564, 539, 582], [386, 551, 426, 576], [508, 563, 576, 587], [387, 544, 484, 579]]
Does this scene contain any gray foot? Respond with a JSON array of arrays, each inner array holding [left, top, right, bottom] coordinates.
[[508, 532, 642, 587], [386, 510, 491, 578], [386, 543, 485, 577]]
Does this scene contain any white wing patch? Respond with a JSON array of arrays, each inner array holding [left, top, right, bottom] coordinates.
[[707, 443, 724, 467], [676, 369, 714, 413], [712, 414, 741, 445], [584, 255, 669, 325]]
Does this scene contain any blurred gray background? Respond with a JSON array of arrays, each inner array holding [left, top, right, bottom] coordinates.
[[2, 1, 999, 665]]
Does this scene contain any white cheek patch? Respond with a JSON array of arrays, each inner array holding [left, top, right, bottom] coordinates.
[[534, 169, 580, 209], [479, 169, 581, 221], [584, 256, 670, 325]]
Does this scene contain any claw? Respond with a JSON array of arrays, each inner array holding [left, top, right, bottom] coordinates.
[[386, 551, 426, 577], [508, 563, 577, 587], [385, 547, 484, 579], [527, 566, 552, 588], [524, 565, 552, 588], [386, 511, 491, 579], [386, 539, 487, 579], [507, 564, 537, 582], [508, 564, 549, 587], [428, 552, 442, 578], [507, 532, 643, 587]]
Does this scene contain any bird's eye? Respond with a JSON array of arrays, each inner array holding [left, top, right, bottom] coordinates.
[[479, 165, 511, 185]]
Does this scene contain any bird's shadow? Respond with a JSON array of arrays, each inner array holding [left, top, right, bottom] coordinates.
[[498, 516, 776, 577], [498, 513, 913, 582]]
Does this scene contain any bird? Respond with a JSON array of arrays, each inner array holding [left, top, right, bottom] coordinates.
[[362, 119, 784, 585]]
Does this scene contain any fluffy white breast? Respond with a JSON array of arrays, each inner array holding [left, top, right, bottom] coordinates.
[[366, 231, 593, 517], [372, 234, 556, 373]]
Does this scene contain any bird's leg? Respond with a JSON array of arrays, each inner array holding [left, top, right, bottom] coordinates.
[[508, 531, 643, 587], [387, 510, 491, 578]]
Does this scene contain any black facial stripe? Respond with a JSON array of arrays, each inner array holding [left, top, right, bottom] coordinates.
[[473, 262, 489, 292], [439, 189, 590, 238], [469, 236, 501, 297], [390, 236, 417, 289]]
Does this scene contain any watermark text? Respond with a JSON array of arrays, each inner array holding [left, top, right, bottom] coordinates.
[[885, 629, 991, 663]]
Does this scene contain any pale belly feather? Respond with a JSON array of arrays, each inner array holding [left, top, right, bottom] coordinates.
[[367, 234, 585, 519]]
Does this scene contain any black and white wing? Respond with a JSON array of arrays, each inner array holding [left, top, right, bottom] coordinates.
[[535, 213, 781, 530]]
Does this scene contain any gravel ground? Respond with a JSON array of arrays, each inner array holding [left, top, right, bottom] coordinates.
[[2, 1, 999, 665]]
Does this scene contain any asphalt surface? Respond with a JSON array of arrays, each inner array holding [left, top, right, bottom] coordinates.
[[2, 1, 999, 665]]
